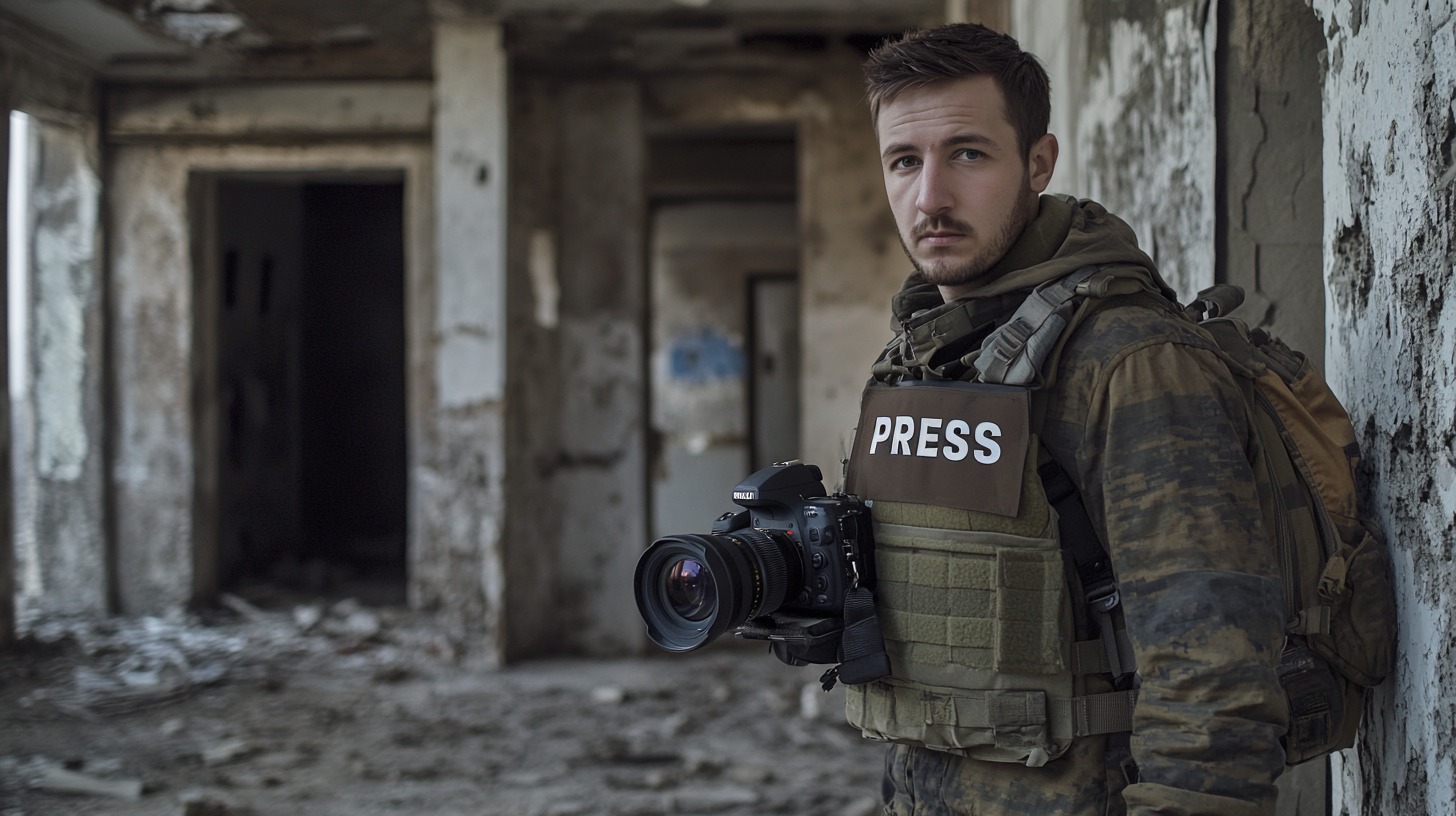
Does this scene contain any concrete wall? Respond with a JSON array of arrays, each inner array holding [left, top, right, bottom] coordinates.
[[105, 87, 434, 613], [19, 115, 106, 616], [1216, 0, 1326, 368], [645, 61, 908, 480], [415, 22, 509, 656], [1311, 1, 1456, 813], [1015, 0, 1217, 300], [501, 74, 649, 659], [649, 202, 798, 539], [1, 18, 103, 626], [794, 58, 911, 481]]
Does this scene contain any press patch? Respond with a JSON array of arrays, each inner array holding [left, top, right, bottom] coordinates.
[[845, 382, 1029, 517]]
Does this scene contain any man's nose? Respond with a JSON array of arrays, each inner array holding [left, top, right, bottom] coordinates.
[[915, 162, 953, 215]]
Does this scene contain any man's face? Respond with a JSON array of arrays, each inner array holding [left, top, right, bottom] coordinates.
[[876, 75, 1056, 294]]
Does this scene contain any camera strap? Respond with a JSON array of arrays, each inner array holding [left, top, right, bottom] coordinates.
[[823, 585, 892, 690]]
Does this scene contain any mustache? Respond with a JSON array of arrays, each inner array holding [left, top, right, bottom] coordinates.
[[910, 217, 972, 239]]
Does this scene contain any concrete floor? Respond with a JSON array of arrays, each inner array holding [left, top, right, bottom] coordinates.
[[0, 600, 886, 816]]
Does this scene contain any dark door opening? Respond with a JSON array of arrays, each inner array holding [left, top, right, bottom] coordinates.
[[207, 177, 407, 605]]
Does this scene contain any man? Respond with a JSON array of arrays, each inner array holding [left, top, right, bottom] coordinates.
[[841, 23, 1288, 815]]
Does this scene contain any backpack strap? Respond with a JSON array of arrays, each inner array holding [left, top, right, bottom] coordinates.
[[974, 266, 1100, 385], [974, 264, 1168, 387], [1041, 456, 1137, 683]]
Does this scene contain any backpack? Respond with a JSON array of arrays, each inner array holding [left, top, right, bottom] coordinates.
[[975, 268, 1397, 767], [1181, 284, 1396, 765]]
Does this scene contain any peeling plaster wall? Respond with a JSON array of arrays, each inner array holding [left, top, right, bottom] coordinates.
[[1, 18, 104, 624], [1019, 0, 1218, 300], [106, 138, 433, 615], [413, 22, 509, 657], [21, 117, 106, 616], [1311, 1, 1456, 813]]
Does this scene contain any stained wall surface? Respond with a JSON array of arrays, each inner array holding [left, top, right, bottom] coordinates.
[[1016, 0, 1217, 300], [1, 18, 103, 627], [1311, 1, 1456, 813]]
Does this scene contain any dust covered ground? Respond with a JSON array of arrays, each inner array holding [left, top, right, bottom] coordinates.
[[0, 596, 887, 816]]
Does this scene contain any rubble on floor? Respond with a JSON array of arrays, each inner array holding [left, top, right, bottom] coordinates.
[[0, 597, 886, 815]]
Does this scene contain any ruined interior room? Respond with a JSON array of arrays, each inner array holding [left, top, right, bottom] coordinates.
[[2, 0, 1452, 814]]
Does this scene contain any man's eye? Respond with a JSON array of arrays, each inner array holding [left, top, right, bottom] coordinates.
[[889, 156, 920, 170], [954, 148, 984, 161]]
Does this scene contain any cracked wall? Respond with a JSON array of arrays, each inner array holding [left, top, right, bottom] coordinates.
[[1217, 0, 1326, 367], [1312, 1, 1456, 813]]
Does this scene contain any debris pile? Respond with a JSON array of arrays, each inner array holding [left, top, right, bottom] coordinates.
[[1, 601, 886, 815]]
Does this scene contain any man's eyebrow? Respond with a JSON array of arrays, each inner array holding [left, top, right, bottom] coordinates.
[[880, 142, 916, 161], [946, 133, 999, 149], [879, 132, 1002, 161]]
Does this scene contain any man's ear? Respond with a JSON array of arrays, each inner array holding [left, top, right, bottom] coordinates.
[[1027, 133, 1059, 193]]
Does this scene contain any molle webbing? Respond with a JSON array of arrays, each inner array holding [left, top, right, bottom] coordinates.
[[867, 450, 1058, 673], [872, 522, 1064, 674]]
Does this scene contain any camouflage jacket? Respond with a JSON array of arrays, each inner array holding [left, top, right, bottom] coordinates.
[[874, 195, 1288, 816]]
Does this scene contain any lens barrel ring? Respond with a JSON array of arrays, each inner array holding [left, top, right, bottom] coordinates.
[[726, 528, 791, 618]]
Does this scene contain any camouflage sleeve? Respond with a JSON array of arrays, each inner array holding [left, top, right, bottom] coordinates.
[[1074, 337, 1288, 816]]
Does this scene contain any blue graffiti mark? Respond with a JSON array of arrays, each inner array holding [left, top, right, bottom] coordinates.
[[668, 329, 745, 384]]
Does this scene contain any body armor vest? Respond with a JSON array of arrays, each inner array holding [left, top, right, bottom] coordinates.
[[843, 379, 1134, 767], [844, 266, 1158, 763]]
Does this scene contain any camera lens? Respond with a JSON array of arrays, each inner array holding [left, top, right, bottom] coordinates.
[[634, 530, 800, 652], [664, 558, 715, 622]]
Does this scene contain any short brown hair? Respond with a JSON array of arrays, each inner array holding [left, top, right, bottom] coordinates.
[[863, 23, 1051, 159]]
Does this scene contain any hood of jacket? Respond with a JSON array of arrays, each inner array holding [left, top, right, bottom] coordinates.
[[876, 195, 1177, 382]]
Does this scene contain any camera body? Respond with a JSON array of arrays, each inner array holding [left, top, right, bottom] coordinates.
[[712, 462, 875, 618], [633, 460, 877, 654]]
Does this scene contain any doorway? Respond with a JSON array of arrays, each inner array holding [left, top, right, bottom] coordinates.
[[195, 175, 407, 605], [644, 128, 799, 539]]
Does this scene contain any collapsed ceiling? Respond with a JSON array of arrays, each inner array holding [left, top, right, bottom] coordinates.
[[0, 0, 949, 82]]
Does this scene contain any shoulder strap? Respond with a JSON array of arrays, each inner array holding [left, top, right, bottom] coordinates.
[[974, 266, 1099, 385], [973, 264, 1167, 387]]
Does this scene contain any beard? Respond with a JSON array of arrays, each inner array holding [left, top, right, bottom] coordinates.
[[899, 182, 1038, 289]]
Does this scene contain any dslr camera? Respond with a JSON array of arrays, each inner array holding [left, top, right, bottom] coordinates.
[[633, 461, 889, 684]]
